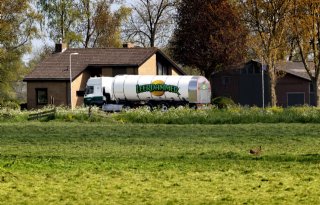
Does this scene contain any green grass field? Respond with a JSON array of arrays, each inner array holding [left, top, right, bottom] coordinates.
[[0, 122, 320, 204]]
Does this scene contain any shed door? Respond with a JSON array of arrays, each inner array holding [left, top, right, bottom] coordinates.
[[287, 93, 305, 106]]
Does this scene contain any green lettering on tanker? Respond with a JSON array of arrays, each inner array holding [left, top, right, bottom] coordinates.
[[136, 84, 180, 95]]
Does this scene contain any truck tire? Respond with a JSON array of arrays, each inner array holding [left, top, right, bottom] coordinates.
[[122, 105, 131, 111], [160, 103, 169, 112], [189, 104, 197, 110], [145, 103, 154, 111]]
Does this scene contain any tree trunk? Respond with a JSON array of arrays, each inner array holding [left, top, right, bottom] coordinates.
[[312, 79, 320, 106], [268, 61, 277, 107]]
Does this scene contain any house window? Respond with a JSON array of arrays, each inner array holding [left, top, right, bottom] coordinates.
[[36, 88, 48, 105], [157, 62, 168, 75], [112, 67, 127, 76]]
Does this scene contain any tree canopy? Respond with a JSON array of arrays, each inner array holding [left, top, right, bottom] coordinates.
[[0, 0, 40, 100], [239, 0, 293, 106], [290, 0, 320, 106], [170, 0, 247, 79], [76, 0, 130, 48], [37, 0, 130, 48], [37, 0, 82, 45]]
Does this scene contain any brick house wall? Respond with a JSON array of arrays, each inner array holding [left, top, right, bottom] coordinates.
[[27, 81, 68, 109], [171, 69, 180, 76], [139, 54, 157, 75], [73, 71, 91, 107]]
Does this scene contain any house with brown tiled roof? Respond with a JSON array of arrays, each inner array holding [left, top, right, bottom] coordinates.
[[212, 60, 315, 107], [24, 43, 185, 109]]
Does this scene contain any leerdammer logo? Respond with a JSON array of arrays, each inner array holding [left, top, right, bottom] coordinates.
[[136, 80, 180, 96]]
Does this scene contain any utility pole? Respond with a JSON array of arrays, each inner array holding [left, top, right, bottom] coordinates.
[[261, 60, 265, 108]]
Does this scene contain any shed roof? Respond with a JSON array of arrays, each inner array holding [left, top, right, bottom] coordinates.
[[24, 47, 184, 81], [251, 60, 314, 81], [277, 61, 314, 81]]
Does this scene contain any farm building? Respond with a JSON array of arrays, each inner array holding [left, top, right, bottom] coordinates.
[[212, 60, 314, 107], [23, 43, 185, 109]]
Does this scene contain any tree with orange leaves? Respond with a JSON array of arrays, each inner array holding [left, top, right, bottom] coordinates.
[[290, 0, 320, 106]]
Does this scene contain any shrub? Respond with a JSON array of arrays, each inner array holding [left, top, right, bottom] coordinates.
[[0, 108, 29, 122], [114, 105, 320, 124], [0, 100, 20, 110], [2, 104, 320, 124], [212, 97, 236, 109]]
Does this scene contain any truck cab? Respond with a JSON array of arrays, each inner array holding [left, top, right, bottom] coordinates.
[[84, 77, 113, 106]]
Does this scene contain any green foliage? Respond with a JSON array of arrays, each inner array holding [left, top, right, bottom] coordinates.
[[46, 106, 113, 122], [37, 0, 129, 48], [0, 122, 320, 204], [0, 100, 20, 110], [212, 96, 236, 109], [88, 3, 131, 48], [0, 109, 29, 122], [115, 105, 320, 124], [37, 0, 82, 45], [4, 105, 320, 124], [0, 0, 40, 101]]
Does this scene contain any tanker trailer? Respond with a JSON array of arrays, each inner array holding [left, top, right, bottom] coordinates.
[[84, 75, 211, 112]]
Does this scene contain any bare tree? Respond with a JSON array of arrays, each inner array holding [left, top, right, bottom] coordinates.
[[123, 0, 177, 47]]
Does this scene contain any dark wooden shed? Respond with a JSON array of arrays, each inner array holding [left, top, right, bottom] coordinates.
[[211, 60, 313, 107]]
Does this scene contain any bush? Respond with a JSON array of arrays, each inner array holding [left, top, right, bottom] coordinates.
[[212, 97, 236, 109], [114, 105, 320, 124], [2, 104, 320, 124], [0, 100, 20, 110], [0, 109, 29, 122]]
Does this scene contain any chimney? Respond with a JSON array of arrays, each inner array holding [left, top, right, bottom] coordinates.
[[55, 42, 67, 53], [122, 42, 135, 48]]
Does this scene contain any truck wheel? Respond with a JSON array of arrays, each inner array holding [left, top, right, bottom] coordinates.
[[145, 103, 153, 111], [122, 105, 131, 111], [160, 103, 169, 112], [189, 104, 197, 110]]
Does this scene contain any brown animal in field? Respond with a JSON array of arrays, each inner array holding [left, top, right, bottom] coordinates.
[[249, 146, 262, 156]]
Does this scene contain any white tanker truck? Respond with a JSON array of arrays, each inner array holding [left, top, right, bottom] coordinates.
[[84, 75, 211, 112]]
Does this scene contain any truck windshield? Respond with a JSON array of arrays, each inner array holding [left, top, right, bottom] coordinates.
[[85, 86, 94, 95]]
